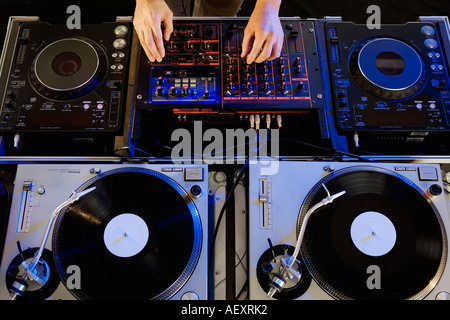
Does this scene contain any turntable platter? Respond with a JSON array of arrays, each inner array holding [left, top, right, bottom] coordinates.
[[52, 167, 203, 300], [298, 166, 447, 300]]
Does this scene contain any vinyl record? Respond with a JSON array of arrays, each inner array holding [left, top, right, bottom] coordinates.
[[30, 38, 107, 100], [52, 167, 202, 300], [298, 166, 447, 300]]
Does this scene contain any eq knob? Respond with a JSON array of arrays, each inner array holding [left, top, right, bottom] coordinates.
[[155, 86, 164, 97], [201, 41, 210, 51], [169, 86, 177, 97]]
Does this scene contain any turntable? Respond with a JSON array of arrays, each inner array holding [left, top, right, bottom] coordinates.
[[249, 160, 450, 300], [0, 163, 208, 300]]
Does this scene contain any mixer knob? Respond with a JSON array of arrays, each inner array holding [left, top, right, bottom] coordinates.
[[203, 90, 209, 99], [168, 41, 177, 51], [184, 41, 194, 51], [155, 86, 164, 97], [169, 86, 177, 96], [201, 41, 210, 51], [182, 86, 190, 96]]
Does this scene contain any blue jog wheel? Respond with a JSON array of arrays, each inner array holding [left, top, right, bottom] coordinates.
[[349, 37, 426, 100]]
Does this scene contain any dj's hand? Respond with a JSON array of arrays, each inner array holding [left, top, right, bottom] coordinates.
[[134, 0, 173, 62], [241, 0, 283, 64]]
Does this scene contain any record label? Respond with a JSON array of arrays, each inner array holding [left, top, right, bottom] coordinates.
[[350, 211, 397, 257], [103, 213, 149, 258]]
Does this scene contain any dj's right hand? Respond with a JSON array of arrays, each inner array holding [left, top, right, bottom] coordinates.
[[134, 0, 174, 62]]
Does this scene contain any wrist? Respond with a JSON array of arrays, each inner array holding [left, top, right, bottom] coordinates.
[[255, 0, 282, 10]]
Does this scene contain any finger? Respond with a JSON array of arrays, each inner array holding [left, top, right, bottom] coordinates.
[[255, 38, 274, 63], [142, 40, 155, 63], [136, 27, 156, 62], [149, 19, 164, 61], [163, 14, 173, 41], [246, 34, 265, 64], [153, 23, 166, 59], [267, 36, 282, 61], [143, 28, 162, 62]]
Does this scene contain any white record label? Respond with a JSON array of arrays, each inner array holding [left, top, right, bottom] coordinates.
[[350, 211, 397, 257], [103, 213, 149, 258]]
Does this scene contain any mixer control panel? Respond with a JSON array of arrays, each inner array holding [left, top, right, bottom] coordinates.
[[135, 18, 324, 110]]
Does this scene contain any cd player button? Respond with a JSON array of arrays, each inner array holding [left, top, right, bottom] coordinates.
[[421, 25, 435, 36], [418, 167, 438, 181], [424, 38, 438, 49]]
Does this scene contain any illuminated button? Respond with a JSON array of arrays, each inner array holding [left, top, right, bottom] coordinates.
[[83, 103, 90, 110], [113, 38, 127, 49], [421, 25, 435, 36], [424, 38, 438, 49], [114, 25, 128, 36], [97, 103, 104, 110]]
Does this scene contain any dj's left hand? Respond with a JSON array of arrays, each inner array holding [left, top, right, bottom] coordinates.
[[241, 0, 283, 64]]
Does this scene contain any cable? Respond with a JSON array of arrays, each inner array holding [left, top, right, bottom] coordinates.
[[207, 129, 267, 279], [113, 145, 156, 158]]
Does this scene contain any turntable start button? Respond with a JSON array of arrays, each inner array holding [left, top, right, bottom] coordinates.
[[185, 168, 204, 181], [418, 167, 438, 181]]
